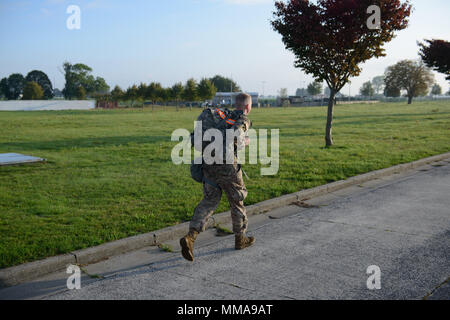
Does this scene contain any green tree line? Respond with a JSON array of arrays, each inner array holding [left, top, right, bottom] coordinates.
[[1, 61, 240, 106], [104, 75, 240, 107], [0, 70, 54, 100], [107, 78, 218, 107]]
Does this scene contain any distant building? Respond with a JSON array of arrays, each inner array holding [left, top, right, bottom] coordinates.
[[288, 96, 305, 104], [296, 88, 309, 97], [213, 92, 259, 107]]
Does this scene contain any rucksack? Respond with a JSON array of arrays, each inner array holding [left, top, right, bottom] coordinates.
[[189, 108, 245, 187], [190, 107, 245, 153]]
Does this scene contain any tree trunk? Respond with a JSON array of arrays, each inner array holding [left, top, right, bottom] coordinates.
[[325, 90, 336, 147], [407, 95, 413, 104]]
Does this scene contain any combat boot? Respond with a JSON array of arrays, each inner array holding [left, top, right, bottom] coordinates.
[[180, 229, 198, 261], [235, 233, 255, 250]]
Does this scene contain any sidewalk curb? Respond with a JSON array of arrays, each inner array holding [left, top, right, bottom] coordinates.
[[1, 152, 449, 288]]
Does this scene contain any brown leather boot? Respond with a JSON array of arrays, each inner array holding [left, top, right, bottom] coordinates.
[[180, 229, 198, 261], [235, 233, 255, 250]]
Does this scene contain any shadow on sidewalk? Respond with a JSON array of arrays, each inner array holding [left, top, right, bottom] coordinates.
[[0, 246, 235, 300]]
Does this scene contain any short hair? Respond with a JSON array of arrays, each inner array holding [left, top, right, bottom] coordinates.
[[235, 93, 252, 108]]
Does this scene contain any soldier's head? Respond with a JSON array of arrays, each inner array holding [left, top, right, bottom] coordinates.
[[235, 93, 252, 115]]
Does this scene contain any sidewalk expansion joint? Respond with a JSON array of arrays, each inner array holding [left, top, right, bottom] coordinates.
[[204, 273, 297, 300], [423, 276, 449, 300], [316, 219, 432, 238]]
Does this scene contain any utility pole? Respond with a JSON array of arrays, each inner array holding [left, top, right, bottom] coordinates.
[[230, 74, 233, 92], [321, 83, 324, 106], [230, 74, 233, 107], [349, 84, 351, 102]]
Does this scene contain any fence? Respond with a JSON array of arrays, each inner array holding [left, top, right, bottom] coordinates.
[[96, 101, 118, 109]]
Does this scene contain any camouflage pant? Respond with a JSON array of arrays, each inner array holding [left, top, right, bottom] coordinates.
[[190, 163, 248, 235]]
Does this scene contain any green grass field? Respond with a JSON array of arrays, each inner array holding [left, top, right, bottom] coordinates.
[[1, 101, 449, 268]]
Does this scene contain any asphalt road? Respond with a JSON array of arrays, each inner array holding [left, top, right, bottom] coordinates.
[[1, 159, 449, 300]]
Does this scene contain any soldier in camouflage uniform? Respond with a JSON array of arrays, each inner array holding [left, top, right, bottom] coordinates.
[[180, 93, 255, 262]]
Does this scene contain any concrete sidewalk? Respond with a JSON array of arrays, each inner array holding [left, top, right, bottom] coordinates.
[[1, 159, 449, 300]]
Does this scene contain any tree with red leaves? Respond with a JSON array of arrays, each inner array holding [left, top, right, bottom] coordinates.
[[271, 0, 412, 146], [419, 39, 450, 81]]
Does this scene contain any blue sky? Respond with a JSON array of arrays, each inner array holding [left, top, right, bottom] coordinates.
[[0, 0, 449, 95]]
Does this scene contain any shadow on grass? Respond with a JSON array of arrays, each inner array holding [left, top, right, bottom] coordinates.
[[0, 135, 170, 152], [272, 113, 449, 130]]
